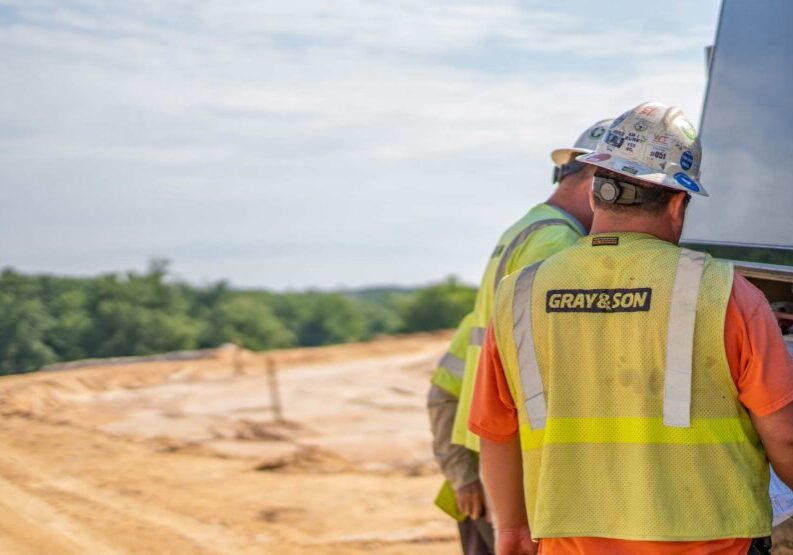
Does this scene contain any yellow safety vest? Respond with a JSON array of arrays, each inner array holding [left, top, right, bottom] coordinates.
[[493, 232, 771, 540], [431, 204, 583, 520], [451, 203, 585, 451]]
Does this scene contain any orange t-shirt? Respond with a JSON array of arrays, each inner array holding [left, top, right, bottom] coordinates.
[[468, 273, 793, 555]]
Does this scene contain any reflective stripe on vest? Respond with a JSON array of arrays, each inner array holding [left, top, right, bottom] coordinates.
[[469, 326, 487, 346], [513, 250, 709, 431], [512, 262, 546, 430], [663, 248, 707, 428], [493, 219, 574, 293], [438, 352, 465, 378]]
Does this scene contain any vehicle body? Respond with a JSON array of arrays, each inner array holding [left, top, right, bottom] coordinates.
[[681, 0, 793, 353]]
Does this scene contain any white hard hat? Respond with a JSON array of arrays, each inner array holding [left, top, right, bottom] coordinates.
[[576, 102, 707, 196], [551, 119, 614, 166]]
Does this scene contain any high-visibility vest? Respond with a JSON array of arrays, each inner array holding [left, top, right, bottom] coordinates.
[[451, 203, 584, 451], [492, 232, 771, 540], [431, 204, 583, 520]]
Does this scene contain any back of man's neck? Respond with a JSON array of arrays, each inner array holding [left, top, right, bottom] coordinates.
[[590, 217, 677, 244], [546, 191, 591, 233]]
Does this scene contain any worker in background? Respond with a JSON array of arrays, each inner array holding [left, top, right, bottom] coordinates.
[[470, 101, 793, 555], [428, 118, 613, 554]]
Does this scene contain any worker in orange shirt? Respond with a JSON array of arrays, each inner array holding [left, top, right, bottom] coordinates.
[[469, 101, 793, 555]]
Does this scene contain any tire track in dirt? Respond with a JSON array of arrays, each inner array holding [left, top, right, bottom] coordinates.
[[0, 441, 260, 555], [0, 470, 126, 555]]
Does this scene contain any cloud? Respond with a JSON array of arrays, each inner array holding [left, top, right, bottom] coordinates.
[[0, 0, 721, 288]]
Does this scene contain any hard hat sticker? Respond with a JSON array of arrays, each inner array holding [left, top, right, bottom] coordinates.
[[680, 151, 693, 171], [652, 133, 670, 146], [674, 172, 700, 192], [679, 121, 697, 140], [638, 105, 657, 117], [605, 130, 625, 148], [585, 153, 611, 163], [590, 127, 605, 139]]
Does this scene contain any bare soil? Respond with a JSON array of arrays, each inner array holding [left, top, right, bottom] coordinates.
[[0, 333, 458, 554]]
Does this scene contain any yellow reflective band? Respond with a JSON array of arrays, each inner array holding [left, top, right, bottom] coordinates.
[[519, 417, 750, 450]]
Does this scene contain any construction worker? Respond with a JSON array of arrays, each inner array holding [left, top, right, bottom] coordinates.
[[428, 118, 613, 554], [469, 101, 793, 555]]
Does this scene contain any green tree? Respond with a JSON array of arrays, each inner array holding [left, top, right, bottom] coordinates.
[[0, 263, 481, 377], [203, 295, 296, 350], [297, 293, 367, 346], [400, 276, 476, 332], [82, 261, 201, 357], [0, 295, 57, 375], [45, 288, 92, 361]]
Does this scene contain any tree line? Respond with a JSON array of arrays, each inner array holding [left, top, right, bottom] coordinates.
[[0, 261, 476, 376]]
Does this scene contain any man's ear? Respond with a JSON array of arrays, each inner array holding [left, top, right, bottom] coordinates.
[[588, 189, 597, 211], [667, 191, 687, 228]]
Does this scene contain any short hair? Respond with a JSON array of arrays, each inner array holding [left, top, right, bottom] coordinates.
[[556, 161, 591, 186], [592, 169, 686, 215]]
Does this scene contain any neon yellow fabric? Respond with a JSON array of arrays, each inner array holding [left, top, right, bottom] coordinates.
[[518, 417, 755, 449], [451, 204, 584, 451], [493, 233, 771, 541], [431, 313, 474, 398], [434, 479, 467, 522]]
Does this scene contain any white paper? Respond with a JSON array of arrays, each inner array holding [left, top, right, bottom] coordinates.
[[771, 466, 793, 528]]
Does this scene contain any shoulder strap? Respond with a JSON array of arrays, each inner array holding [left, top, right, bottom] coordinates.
[[493, 218, 577, 293]]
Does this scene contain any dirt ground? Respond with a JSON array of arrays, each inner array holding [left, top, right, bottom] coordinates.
[[0, 332, 790, 554], [0, 333, 459, 554]]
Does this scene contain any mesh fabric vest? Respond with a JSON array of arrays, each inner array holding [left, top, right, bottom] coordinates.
[[493, 232, 771, 540], [451, 204, 583, 451]]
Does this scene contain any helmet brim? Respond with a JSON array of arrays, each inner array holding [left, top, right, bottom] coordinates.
[[551, 147, 592, 167], [576, 152, 709, 197]]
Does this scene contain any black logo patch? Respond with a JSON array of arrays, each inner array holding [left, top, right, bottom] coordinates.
[[592, 236, 619, 247], [546, 288, 652, 313]]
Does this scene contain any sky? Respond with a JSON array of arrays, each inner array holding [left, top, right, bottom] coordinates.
[[0, 0, 722, 290]]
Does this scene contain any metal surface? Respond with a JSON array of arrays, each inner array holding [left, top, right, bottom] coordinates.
[[733, 260, 793, 284], [682, 0, 793, 255]]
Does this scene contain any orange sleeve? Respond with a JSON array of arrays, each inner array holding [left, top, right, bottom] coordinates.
[[725, 274, 793, 416], [467, 323, 519, 442]]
